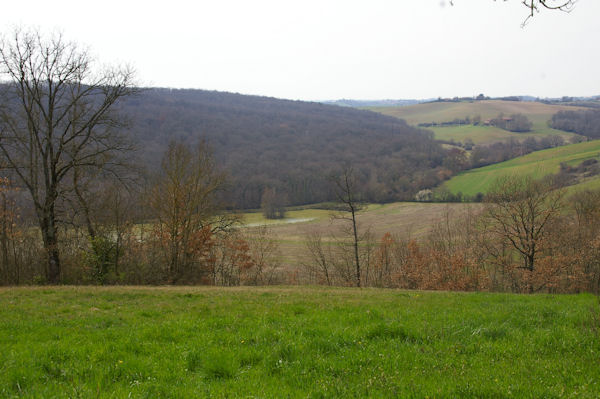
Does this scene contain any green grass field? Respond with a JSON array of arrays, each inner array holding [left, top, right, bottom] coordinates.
[[1, 287, 598, 397], [369, 100, 579, 145], [430, 124, 572, 146], [239, 203, 388, 227], [444, 140, 600, 197], [240, 208, 331, 226], [369, 100, 584, 126]]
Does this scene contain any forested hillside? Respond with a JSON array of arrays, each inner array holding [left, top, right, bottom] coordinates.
[[122, 89, 447, 208]]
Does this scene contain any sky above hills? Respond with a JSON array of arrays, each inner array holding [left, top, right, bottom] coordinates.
[[2, 0, 599, 101]]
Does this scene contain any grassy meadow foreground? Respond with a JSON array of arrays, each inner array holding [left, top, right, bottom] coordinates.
[[1, 287, 598, 398]]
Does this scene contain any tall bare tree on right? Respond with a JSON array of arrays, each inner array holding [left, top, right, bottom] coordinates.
[[483, 175, 565, 290]]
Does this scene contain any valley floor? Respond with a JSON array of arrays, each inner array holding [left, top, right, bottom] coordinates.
[[243, 202, 480, 273]]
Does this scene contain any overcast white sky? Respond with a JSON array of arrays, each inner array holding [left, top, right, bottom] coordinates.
[[2, 0, 598, 101]]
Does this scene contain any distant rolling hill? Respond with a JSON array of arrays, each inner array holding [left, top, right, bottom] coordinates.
[[120, 89, 448, 208], [368, 100, 585, 125], [368, 100, 582, 145], [322, 99, 431, 107], [443, 140, 600, 196]]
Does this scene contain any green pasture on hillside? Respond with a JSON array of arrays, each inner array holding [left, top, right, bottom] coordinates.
[[430, 124, 572, 146], [369, 100, 584, 126], [369, 100, 580, 146], [444, 140, 600, 197], [0, 287, 598, 397]]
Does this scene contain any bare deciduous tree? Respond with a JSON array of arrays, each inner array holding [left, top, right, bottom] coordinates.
[[303, 230, 333, 286], [0, 29, 137, 283], [245, 225, 279, 285], [261, 187, 287, 220], [330, 167, 364, 287], [484, 176, 564, 276], [148, 140, 235, 282]]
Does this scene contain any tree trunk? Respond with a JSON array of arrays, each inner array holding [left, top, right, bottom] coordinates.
[[351, 206, 361, 288], [525, 252, 535, 272], [46, 240, 61, 284], [74, 169, 97, 240], [39, 203, 61, 284], [0, 192, 9, 284]]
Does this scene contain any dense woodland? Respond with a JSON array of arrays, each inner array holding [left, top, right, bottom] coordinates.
[[0, 85, 583, 210], [487, 113, 533, 132], [550, 109, 600, 139], [121, 88, 448, 208]]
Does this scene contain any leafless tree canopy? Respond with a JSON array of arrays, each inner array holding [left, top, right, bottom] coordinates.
[[450, 1, 576, 24], [0, 28, 137, 282], [330, 167, 366, 287], [520, 0, 576, 23], [484, 176, 565, 274], [522, 0, 575, 13]]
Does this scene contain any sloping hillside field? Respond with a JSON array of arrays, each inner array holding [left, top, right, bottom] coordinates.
[[370, 100, 579, 145], [370, 100, 584, 126], [0, 287, 598, 397], [429, 124, 571, 145], [444, 140, 600, 196]]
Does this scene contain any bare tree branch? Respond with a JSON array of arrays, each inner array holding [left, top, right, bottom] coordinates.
[[450, 1, 576, 25], [0, 28, 137, 283]]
